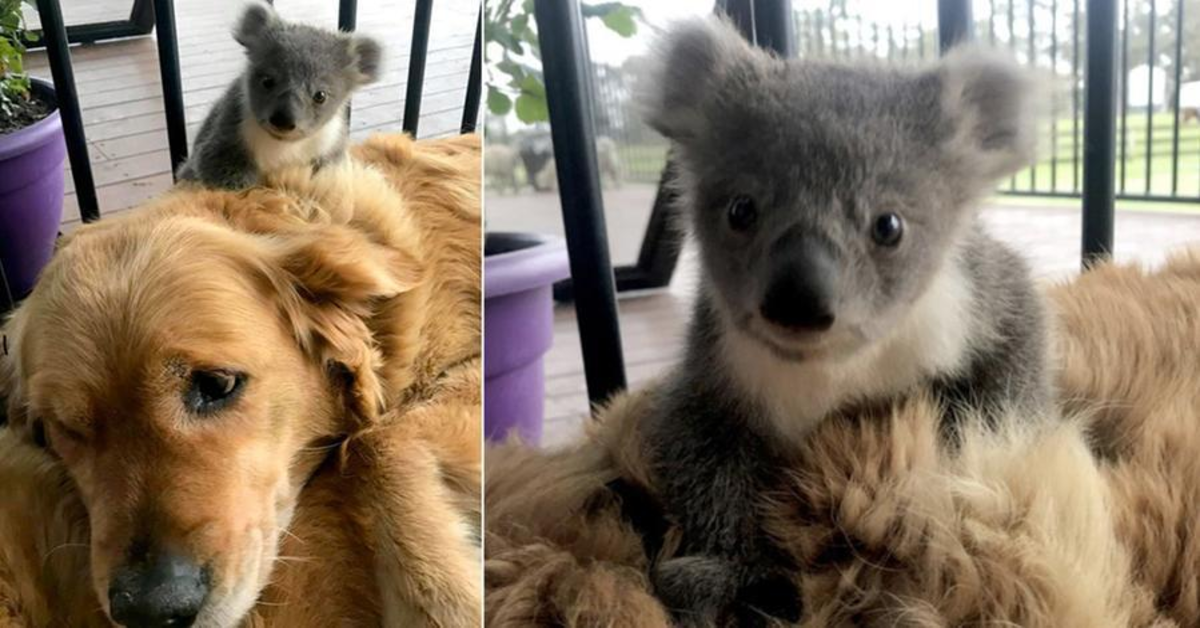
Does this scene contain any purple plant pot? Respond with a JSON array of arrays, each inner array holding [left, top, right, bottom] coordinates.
[[484, 232, 570, 445], [0, 78, 65, 300]]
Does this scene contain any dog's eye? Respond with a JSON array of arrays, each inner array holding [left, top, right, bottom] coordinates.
[[185, 370, 246, 415], [312, 90, 328, 104], [260, 75, 276, 89], [727, 195, 757, 232], [872, 213, 904, 247]]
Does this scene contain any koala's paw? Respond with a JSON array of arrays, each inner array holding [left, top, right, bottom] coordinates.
[[652, 556, 739, 626], [652, 557, 803, 627], [734, 570, 803, 626]]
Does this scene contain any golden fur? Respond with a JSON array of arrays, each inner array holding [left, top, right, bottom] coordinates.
[[0, 133, 481, 627], [485, 250, 1200, 627]]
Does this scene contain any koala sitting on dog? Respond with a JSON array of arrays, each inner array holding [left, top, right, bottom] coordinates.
[[634, 18, 1051, 626], [178, 2, 382, 190]]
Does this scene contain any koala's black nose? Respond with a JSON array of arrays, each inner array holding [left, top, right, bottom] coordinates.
[[268, 110, 295, 132], [760, 274, 836, 331], [109, 551, 208, 627], [760, 238, 839, 332]]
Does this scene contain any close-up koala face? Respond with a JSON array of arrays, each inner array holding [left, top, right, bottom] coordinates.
[[235, 3, 382, 140], [642, 18, 1039, 360]]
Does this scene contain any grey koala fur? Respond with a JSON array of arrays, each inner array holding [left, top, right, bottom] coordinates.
[[634, 17, 1051, 626], [177, 2, 382, 189]]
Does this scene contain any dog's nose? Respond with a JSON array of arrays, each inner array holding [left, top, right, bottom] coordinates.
[[268, 110, 295, 132], [109, 552, 208, 627], [760, 237, 839, 332]]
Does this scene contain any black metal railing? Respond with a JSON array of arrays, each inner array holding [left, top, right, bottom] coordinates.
[[795, 0, 1197, 204], [29, 0, 483, 224], [584, 1, 1197, 203]]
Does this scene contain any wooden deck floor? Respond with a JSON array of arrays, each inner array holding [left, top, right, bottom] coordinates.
[[23, 0, 478, 228], [488, 187, 1200, 447]]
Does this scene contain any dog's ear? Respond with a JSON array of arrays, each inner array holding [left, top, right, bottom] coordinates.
[[0, 333, 13, 430], [348, 35, 383, 86], [270, 225, 423, 429], [932, 45, 1044, 180], [0, 313, 42, 448], [233, 1, 276, 50], [639, 17, 764, 142]]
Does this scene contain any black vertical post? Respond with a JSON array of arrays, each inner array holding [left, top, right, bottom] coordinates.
[[1143, 0, 1156, 194], [0, 260, 13, 317], [1170, 0, 1184, 194], [1083, 0, 1118, 266], [1119, 0, 1129, 191], [460, 9, 482, 134], [35, 0, 100, 222], [152, 0, 187, 177], [1049, 0, 1059, 192], [937, 0, 974, 52], [338, 0, 358, 126], [753, 0, 795, 57], [130, 0, 155, 32], [1072, 0, 1080, 191], [534, 0, 626, 406], [719, 0, 795, 56], [402, 0, 434, 136], [338, 0, 357, 31], [1027, 0, 1037, 191]]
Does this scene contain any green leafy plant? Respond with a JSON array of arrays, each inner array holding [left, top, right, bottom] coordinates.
[[0, 0, 38, 119], [485, 0, 641, 123]]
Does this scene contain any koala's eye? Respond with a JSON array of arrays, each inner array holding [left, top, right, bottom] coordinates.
[[260, 75, 276, 89], [313, 90, 328, 104], [184, 370, 246, 415], [727, 195, 757, 232], [872, 213, 904, 247]]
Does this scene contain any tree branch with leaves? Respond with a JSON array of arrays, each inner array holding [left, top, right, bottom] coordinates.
[[484, 0, 642, 123]]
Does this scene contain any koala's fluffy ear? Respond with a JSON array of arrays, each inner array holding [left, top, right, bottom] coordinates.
[[268, 225, 423, 429], [935, 46, 1045, 180], [233, 1, 276, 49], [639, 17, 763, 141], [348, 36, 383, 86]]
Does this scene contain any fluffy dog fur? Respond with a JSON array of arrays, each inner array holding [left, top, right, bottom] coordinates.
[[0, 133, 481, 627], [485, 250, 1200, 627]]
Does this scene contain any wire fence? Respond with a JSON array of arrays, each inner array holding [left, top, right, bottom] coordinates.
[[795, 0, 1199, 202]]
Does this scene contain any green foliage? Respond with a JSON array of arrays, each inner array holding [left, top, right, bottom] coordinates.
[[484, 0, 642, 123], [0, 0, 37, 119]]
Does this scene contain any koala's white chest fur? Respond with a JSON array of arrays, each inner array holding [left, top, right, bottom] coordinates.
[[721, 262, 975, 443], [241, 110, 346, 174]]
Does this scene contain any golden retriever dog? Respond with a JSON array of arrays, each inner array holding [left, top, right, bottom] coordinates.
[[0, 133, 481, 627], [485, 250, 1200, 627]]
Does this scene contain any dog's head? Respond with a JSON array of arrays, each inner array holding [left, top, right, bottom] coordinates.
[[234, 1, 382, 140], [1, 203, 420, 627], [641, 18, 1041, 360]]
